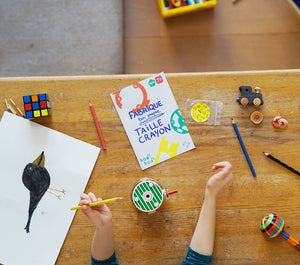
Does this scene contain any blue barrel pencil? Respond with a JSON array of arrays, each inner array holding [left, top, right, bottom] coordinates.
[[231, 118, 256, 177]]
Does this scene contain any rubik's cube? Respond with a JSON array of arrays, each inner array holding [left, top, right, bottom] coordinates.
[[23, 93, 51, 119]]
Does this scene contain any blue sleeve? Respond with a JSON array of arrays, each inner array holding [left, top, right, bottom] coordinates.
[[182, 246, 213, 265], [91, 251, 119, 265]]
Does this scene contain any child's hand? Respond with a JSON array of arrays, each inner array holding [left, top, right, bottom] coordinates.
[[79, 192, 113, 228], [205, 161, 233, 198]]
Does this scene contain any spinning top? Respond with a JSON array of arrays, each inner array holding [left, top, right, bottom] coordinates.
[[131, 178, 177, 213], [260, 213, 300, 250]]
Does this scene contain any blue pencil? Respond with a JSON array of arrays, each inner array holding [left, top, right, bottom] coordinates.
[[231, 118, 256, 177]]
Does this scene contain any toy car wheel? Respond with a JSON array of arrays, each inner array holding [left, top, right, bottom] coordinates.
[[253, 98, 261, 106], [240, 97, 248, 106]]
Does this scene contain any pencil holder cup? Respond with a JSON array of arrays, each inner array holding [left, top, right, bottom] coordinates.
[[131, 178, 177, 213], [260, 213, 300, 251]]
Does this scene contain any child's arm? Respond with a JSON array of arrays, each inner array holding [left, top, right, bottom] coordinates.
[[80, 192, 115, 261], [190, 162, 233, 255]]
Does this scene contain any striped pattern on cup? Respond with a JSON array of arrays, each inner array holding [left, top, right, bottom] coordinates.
[[132, 179, 164, 213]]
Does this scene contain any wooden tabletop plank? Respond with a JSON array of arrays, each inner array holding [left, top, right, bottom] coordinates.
[[0, 70, 299, 264]]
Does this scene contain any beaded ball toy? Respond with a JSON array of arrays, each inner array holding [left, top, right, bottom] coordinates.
[[260, 213, 300, 250]]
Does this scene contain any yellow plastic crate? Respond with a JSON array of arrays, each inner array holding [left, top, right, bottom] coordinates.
[[157, 0, 217, 18]]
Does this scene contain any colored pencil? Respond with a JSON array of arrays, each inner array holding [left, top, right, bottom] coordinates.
[[89, 101, 106, 149], [70, 197, 123, 210], [5, 98, 19, 116], [10, 98, 25, 118], [167, 189, 178, 196], [231, 118, 256, 177], [4, 99, 12, 113], [263, 152, 300, 176], [187, 0, 195, 5]]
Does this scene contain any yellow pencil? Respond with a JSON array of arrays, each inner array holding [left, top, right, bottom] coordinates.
[[70, 197, 123, 210]]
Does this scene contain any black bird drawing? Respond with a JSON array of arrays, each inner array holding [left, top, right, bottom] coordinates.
[[22, 151, 50, 233]]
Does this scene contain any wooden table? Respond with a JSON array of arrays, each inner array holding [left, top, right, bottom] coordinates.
[[0, 70, 299, 265]]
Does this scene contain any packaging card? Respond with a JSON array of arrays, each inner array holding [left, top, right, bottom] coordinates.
[[111, 72, 195, 170]]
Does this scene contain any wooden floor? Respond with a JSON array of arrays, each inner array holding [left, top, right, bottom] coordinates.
[[124, 0, 300, 74]]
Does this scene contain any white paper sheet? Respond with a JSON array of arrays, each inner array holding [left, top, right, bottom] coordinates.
[[0, 111, 100, 265]]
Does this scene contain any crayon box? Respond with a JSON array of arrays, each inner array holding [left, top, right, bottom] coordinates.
[[157, 0, 217, 19]]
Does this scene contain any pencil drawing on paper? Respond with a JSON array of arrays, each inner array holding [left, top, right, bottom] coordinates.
[[22, 152, 66, 233], [22, 151, 50, 233]]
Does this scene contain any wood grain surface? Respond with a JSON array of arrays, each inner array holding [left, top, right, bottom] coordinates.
[[0, 70, 299, 264], [124, 0, 300, 74]]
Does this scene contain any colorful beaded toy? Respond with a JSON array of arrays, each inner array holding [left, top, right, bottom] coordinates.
[[260, 213, 300, 250]]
